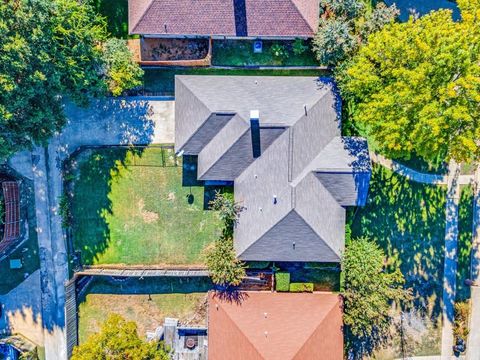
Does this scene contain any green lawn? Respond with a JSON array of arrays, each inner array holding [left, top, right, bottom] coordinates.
[[78, 277, 211, 343], [456, 185, 474, 301], [212, 39, 318, 66], [143, 68, 330, 95], [350, 164, 447, 356], [69, 146, 223, 266], [91, 0, 129, 39]]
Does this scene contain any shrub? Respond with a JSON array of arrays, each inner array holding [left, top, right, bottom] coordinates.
[[270, 43, 289, 59], [453, 301, 471, 341], [289, 282, 314, 292], [275, 272, 291, 292], [292, 39, 309, 55], [59, 194, 71, 228]]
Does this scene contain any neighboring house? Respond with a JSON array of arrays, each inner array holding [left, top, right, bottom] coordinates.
[[128, 0, 320, 39], [175, 76, 371, 263], [208, 291, 343, 359]]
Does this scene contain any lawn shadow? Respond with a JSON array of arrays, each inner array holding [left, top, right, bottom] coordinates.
[[78, 276, 213, 303], [350, 164, 446, 321], [456, 185, 473, 301], [65, 146, 146, 267]]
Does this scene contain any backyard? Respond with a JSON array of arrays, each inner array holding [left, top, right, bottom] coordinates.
[[67, 146, 224, 266], [349, 164, 447, 357], [212, 39, 318, 66], [78, 276, 212, 343]]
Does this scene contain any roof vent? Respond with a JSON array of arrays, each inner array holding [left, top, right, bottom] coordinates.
[[273, 195, 277, 204]]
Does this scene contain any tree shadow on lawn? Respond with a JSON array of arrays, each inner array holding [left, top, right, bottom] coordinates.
[[79, 276, 213, 303], [67, 148, 221, 266], [66, 147, 143, 266], [456, 185, 473, 302], [350, 164, 447, 321]]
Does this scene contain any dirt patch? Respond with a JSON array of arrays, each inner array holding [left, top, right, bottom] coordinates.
[[167, 192, 175, 202], [79, 293, 208, 343], [137, 198, 159, 224]]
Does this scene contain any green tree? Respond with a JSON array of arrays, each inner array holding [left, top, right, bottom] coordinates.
[[208, 191, 243, 236], [342, 237, 410, 355], [0, 0, 106, 159], [205, 235, 246, 287], [103, 38, 144, 96], [314, 0, 398, 66], [72, 314, 169, 360], [336, 2, 480, 164]]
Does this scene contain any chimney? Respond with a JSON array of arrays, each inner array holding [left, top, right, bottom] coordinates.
[[250, 110, 261, 158]]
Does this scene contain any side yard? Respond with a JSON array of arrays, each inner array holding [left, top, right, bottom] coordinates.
[[349, 164, 447, 357], [66, 146, 223, 266], [142, 68, 328, 96]]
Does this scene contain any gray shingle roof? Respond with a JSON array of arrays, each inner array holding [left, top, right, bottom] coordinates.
[[174, 76, 371, 263]]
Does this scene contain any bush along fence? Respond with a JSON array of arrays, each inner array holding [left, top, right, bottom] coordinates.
[[274, 272, 314, 293]]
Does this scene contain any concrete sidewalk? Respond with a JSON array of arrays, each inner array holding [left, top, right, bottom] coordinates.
[[441, 161, 461, 359], [467, 167, 480, 360]]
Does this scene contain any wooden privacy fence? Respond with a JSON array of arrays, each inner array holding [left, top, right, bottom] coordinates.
[[65, 279, 78, 359], [0, 181, 21, 254]]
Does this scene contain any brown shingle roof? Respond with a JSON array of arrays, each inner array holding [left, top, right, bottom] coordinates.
[[208, 291, 343, 360], [129, 0, 319, 37]]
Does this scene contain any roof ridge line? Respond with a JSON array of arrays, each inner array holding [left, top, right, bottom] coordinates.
[[291, 296, 342, 359], [213, 297, 264, 358], [131, 0, 156, 34], [292, 206, 341, 259], [289, 0, 317, 33], [197, 126, 249, 179], [175, 79, 219, 153]]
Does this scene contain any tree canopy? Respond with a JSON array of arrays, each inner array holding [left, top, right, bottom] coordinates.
[[103, 38, 144, 97], [313, 0, 398, 65], [71, 314, 169, 360], [342, 237, 410, 355], [0, 0, 143, 160], [336, 1, 480, 164], [205, 191, 245, 286]]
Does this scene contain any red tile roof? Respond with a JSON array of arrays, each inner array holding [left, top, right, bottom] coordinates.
[[208, 291, 343, 360], [129, 0, 319, 37]]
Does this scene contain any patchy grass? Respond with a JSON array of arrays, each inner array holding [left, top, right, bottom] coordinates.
[[212, 39, 318, 66], [457, 185, 473, 302], [91, 0, 129, 39], [78, 276, 211, 343], [69, 146, 223, 266], [143, 68, 330, 95], [350, 164, 447, 356]]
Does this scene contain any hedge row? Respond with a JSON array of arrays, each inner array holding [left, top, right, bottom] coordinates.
[[275, 272, 290, 292], [289, 282, 314, 293]]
